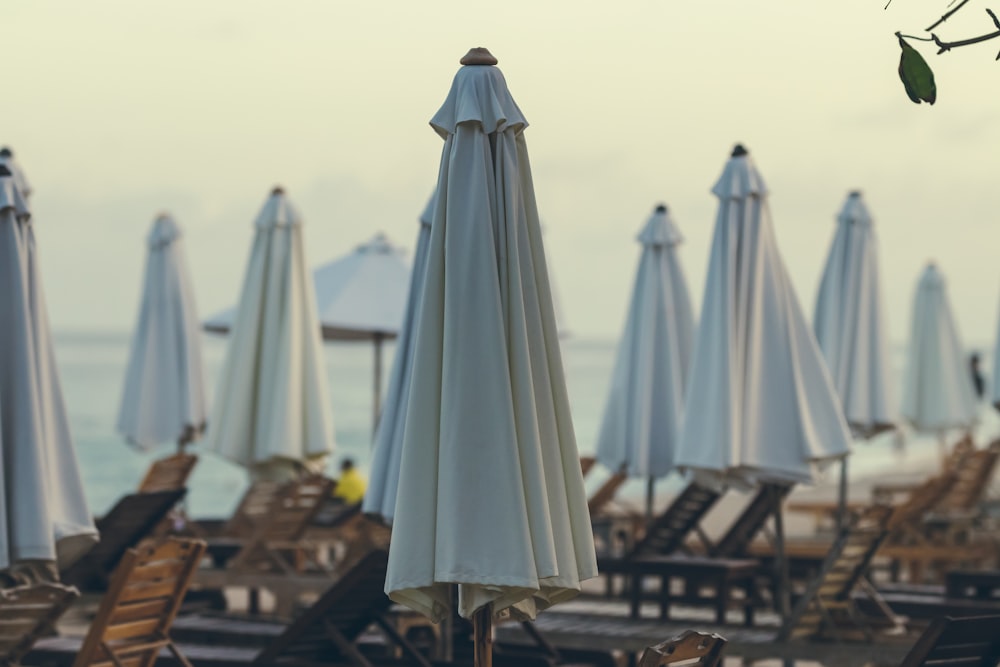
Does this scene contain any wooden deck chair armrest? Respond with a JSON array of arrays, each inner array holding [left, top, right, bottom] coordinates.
[[638, 630, 727, 667]]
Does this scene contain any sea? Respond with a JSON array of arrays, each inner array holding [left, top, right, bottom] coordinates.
[[55, 331, 999, 519]]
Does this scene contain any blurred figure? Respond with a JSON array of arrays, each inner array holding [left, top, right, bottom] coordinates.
[[332, 458, 366, 504], [970, 353, 985, 400]]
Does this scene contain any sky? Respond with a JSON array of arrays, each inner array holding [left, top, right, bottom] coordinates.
[[6, 0, 1000, 345]]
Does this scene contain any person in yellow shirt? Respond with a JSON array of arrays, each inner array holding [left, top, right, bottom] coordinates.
[[332, 458, 366, 505]]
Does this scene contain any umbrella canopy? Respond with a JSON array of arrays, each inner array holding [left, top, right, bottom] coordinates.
[[0, 147, 31, 201], [385, 50, 597, 623], [117, 214, 208, 450], [0, 167, 96, 572], [901, 263, 976, 433], [595, 204, 695, 479], [363, 195, 435, 524], [202, 187, 334, 480], [813, 192, 895, 437], [675, 146, 851, 489]]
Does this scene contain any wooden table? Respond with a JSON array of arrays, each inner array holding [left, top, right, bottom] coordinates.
[[624, 554, 759, 625]]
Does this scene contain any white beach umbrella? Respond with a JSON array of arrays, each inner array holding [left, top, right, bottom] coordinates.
[[0, 147, 31, 201], [813, 192, 895, 526], [363, 195, 434, 525], [385, 50, 597, 641], [117, 214, 208, 450], [595, 203, 694, 518], [901, 263, 976, 434], [674, 145, 851, 617], [675, 145, 851, 489], [0, 167, 96, 576], [202, 187, 335, 481], [206, 232, 411, 432]]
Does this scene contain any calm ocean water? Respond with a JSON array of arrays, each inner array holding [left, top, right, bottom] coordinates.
[[54, 331, 997, 518]]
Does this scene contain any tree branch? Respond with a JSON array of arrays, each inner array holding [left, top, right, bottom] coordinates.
[[927, 0, 972, 31], [930, 9, 1000, 54]]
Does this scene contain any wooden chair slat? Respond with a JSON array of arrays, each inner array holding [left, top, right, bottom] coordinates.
[[138, 453, 198, 494], [108, 598, 172, 625]]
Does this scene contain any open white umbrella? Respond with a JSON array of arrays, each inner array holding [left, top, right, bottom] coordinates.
[[595, 203, 694, 521], [385, 49, 597, 664], [363, 195, 434, 525], [675, 145, 851, 616], [117, 214, 208, 450], [901, 263, 976, 436], [0, 166, 96, 579], [312, 232, 410, 428], [202, 187, 335, 481], [813, 191, 895, 527]]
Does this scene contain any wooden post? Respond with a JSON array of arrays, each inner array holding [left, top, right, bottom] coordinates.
[[836, 456, 849, 532], [645, 477, 655, 526], [373, 333, 384, 439], [771, 484, 790, 621], [473, 605, 493, 667]]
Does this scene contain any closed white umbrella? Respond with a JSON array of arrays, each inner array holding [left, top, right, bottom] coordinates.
[[675, 145, 851, 616], [117, 214, 208, 450], [0, 147, 31, 201], [0, 166, 96, 578], [363, 195, 434, 525], [202, 187, 335, 481], [813, 191, 895, 527], [206, 232, 412, 433], [901, 263, 976, 435], [595, 203, 694, 520], [385, 50, 597, 658]]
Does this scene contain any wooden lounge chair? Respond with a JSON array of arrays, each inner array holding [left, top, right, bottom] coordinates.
[[61, 489, 187, 590], [587, 469, 629, 517], [222, 475, 335, 574], [174, 548, 614, 667], [778, 505, 895, 641], [0, 583, 78, 666], [709, 482, 792, 558], [637, 630, 726, 667], [138, 452, 199, 494], [28, 537, 206, 667], [897, 614, 1000, 667]]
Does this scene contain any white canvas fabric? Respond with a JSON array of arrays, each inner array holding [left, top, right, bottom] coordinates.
[[901, 264, 976, 432], [813, 192, 895, 438], [595, 205, 694, 478], [363, 195, 435, 524], [202, 189, 334, 478], [117, 214, 208, 449], [385, 62, 597, 623], [674, 147, 851, 489], [312, 233, 411, 340], [0, 172, 96, 571]]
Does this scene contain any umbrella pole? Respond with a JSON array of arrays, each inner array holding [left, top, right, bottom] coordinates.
[[473, 606, 493, 667], [770, 484, 790, 621], [373, 333, 384, 438], [645, 477, 655, 525], [836, 456, 849, 532]]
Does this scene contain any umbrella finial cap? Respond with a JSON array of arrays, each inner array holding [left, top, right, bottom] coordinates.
[[655, 203, 668, 213], [460, 47, 498, 66], [271, 185, 285, 196], [731, 144, 749, 157], [0, 165, 11, 177], [0, 147, 11, 158], [849, 189, 862, 197]]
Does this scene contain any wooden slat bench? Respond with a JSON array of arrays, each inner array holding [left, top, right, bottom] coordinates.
[[946, 569, 1000, 601], [602, 554, 758, 625]]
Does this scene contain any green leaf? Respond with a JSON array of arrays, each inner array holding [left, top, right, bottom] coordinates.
[[898, 36, 937, 105]]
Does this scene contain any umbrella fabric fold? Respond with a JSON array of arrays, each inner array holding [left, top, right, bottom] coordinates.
[[675, 147, 851, 489], [385, 61, 597, 623], [202, 188, 334, 480], [901, 263, 976, 432], [363, 195, 435, 524], [595, 204, 694, 478], [813, 192, 894, 438], [117, 214, 208, 449], [0, 171, 97, 572]]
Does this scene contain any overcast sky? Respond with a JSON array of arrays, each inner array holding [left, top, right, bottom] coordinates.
[[7, 0, 999, 346]]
